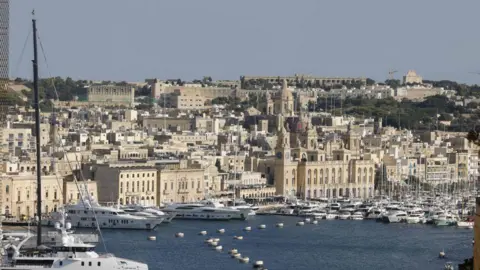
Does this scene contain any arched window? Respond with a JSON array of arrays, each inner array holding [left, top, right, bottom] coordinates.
[[363, 168, 367, 184], [357, 168, 361, 183], [142, 181, 145, 192], [332, 170, 336, 184], [325, 169, 329, 184], [292, 169, 296, 186], [313, 169, 318, 185], [320, 169, 323, 184], [307, 169, 311, 185]]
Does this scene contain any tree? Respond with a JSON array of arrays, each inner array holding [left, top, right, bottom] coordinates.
[[366, 78, 376, 85]]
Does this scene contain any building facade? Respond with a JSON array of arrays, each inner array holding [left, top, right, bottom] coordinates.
[[87, 85, 135, 107]]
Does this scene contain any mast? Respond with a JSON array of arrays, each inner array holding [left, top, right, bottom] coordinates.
[[32, 13, 42, 246]]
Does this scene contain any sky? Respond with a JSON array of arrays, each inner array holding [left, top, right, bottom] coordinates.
[[8, 0, 480, 84]]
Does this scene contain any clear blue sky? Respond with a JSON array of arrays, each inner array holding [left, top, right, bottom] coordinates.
[[9, 0, 480, 84]]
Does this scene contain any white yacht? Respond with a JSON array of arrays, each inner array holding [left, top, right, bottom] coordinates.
[[47, 199, 164, 230], [121, 204, 176, 223], [405, 212, 424, 224], [350, 212, 364, 220], [162, 200, 251, 220], [0, 219, 148, 270], [325, 210, 338, 220], [384, 211, 408, 223], [337, 211, 351, 220]]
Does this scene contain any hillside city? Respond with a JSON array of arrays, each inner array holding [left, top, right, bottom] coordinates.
[[0, 70, 479, 221]]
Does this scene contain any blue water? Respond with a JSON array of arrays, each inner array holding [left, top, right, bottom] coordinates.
[[95, 216, 472, 270]]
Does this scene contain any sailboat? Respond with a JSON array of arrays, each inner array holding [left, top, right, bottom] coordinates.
[[0, 14, 149, 270]]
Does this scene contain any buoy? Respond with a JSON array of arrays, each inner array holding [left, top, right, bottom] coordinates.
[[244, 226, 252, 231], [213, 238, 220, 242], [205, 238, 213, 244], [147, 236, 156, 241], [217, 229, 225, 234], [305, 218, 311, 223], [296, 221, 305, 226], [472, 240, 475, 245], [439, 251, 446, 258], [175, 232, 184, 238], [232, 253, 241, 259], [198, 231, 207, 235], [258, 224, 266, 229], [215, 245, 223, 251], [229, 249, 238, 255], [276, 223, 284, 228], [253, 260, 264, 268], [241, 257, 250, 264], [312, 220, 318, 224], [234, 236, 244, 240], [210, 241, 218, 247]]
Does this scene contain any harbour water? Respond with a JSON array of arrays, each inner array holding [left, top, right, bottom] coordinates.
[[94, 216, 472, 270]]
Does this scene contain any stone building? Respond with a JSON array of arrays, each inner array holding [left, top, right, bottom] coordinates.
[[403, 70, 423, 85], [262, 79, 295, 116], [87, 85, 135, 107]]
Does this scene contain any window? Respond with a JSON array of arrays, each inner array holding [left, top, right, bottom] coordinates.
[[45, 190, 49, 198], [54, 191, 57, 200], [81, 262, 84, 266], [120, 183, 123, 194], [97, 262, 101, 266], [17, 191, 21, 202], [88, 262, 92, 266], [142, 181, 145, 192]]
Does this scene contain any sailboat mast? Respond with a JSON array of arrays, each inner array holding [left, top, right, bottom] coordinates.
[[32, 16, 42, 246]]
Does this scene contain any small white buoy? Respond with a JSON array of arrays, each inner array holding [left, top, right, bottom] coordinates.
[[229, 249, 238, 255], [439, 251, 446, 258], [472, 239, 475, 245], [205, 238, 213, 244], [305, 218, 311, 223], [296, 221, 305, 226], [147, 236, 156, 241], [244, 226, 252, 231], [253, 260, 264, 268], [175, 232, 184, 238], [276, 223, 284, 228], [234, 236, 244, 240], [217, 228, 225, 234], [198, 231, 207, 235], [312, 220, 318, 224], [258, 224, 266, 229], [210, 241, 218, 247], [241, 257, 250, 264], [215, 245, 223, 251], [232, 253, 241, 259]]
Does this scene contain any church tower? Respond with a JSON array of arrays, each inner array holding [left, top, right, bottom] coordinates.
[[274, 122, 297, 196], [265, 91, 274, 115], [346, 122, 360, 152], [274, 79, 294, 116]]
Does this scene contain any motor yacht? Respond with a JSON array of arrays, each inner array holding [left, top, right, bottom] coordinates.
[[405, 212, 424, 224], [121, 204, 176, 223], [325, 211, 338, 220], [337, 211, 351, 220], [162, 200, 251, 220], [1, 217, 148, 270], [383, 211, 408, 223], [47, 199, 164, 230], [350, 212, 364, 220], [434, 213, 457, 227]]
